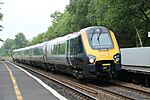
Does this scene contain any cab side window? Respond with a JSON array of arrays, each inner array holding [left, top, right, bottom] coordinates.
[[77, 36, 83, 53], [70, 39, 74, 55]]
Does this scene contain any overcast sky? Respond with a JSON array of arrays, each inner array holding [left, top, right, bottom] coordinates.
[[0, 0, 69, 46]]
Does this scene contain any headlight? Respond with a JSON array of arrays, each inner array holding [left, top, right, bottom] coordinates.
[[113, 53, 121, 63], [88, 54, 96, 64], [89, 59, 95, 63]]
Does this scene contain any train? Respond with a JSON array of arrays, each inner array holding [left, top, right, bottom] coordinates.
[[12, 26, 121, 80]]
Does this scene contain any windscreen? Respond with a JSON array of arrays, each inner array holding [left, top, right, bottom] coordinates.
[[87, 27, 114, 50]]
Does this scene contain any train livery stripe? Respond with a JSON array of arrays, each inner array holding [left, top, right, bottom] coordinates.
[[3, 62, 23, 100]]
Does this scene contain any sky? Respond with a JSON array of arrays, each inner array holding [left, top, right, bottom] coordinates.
[[0, 0, 69, 47]]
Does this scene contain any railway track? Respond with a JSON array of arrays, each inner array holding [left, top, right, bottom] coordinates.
[[88, 82, 150, 100], [110, 80, 150, 97], [8, 61, 150, 100]]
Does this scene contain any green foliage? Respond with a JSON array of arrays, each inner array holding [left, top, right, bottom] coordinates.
[[0, 39, 14, 56], [0, 38, 3, 42], [67, 0, 91, 31], [26, 0, 150, 47], [29, 32, 46, 46], [14, 33, 29, 49], [1, 0, 149, 57], [0, 33, 29, 57]]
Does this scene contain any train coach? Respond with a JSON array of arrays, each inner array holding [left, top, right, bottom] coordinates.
[[12, 26, 121, 80]]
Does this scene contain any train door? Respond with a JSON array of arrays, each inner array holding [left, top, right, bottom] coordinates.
[[70, 36, 86, 79], [69, 38, 76, 66], [43, 43, 47, 62], [66, 40, 72, 66], [68, 36, 85, 65], [73, 36, 85, 67]]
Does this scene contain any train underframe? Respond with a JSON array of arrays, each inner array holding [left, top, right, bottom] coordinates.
[[72, 62, 121, 80], [14, 59, 121, 80], [88, 63, 121, 79]]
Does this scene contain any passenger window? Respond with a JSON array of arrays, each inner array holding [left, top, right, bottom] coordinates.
[[53, 45, 57, 54], [47, 45, 50, 55], [59, 43, 65, 54], [34, 48, 43, 56], [70, 39, 74, 55]]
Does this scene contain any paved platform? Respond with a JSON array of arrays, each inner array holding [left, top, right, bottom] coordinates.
[[0, 61, 67, 100], [122, 65, 150, 75]]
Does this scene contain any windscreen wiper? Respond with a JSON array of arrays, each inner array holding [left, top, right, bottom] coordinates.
[[96, 29, 102, 45]]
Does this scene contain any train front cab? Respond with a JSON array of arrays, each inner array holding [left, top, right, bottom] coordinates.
[[81, 26, 121, 79]]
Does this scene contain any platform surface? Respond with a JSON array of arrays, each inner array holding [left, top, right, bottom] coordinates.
[[0, 61, 66, 100]]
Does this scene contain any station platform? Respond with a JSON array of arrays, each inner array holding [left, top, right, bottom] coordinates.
[[121, 65, 150, 75], [0, 61, 67, 100]]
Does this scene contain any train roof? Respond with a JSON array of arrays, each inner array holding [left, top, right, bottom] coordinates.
[[48, 26, 109, 44], [13, 26, 108, 52], [80, 26, 109, 33], [13, 42, 46, 52], [47, 32, 80, 44]]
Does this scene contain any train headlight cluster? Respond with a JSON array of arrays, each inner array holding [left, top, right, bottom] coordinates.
[[114, 53, 121, 63], [88, 55, 96, 64]]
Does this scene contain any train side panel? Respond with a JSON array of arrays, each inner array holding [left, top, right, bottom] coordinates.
[[30, 43, 46, 67], [46, 40, 68, 66]]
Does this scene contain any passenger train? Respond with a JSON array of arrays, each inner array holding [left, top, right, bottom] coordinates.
[[12, 26, 121, 80]]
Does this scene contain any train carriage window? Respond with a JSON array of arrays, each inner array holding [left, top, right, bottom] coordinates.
[[56, 44, 59, 54], [52, 44, 55, 55], [52, 44, 58, 54], [51, 44, 54, 55], [59, 43, 66, 54], [33, 47, 43, 56], [47, 44, 52, 55], [24, 49, 30, 56], [51, 45, 54, 55], [58, 44, 60, 54], [74, 38, 78, 53], [17, 51, 22, 57], [57, 44, 60, 54]]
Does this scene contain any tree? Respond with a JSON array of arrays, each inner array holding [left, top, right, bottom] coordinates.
[[0, 38, 3, 42], [86, 0, 150, 47], [0, 39, 14, 56], [67, 0, 91, 31], [105, 0, 150, 47], [14, 33, 29, 49], [30, 0, 150, 47], [0, 33, 29, 56], [1, 39, 14, 49]]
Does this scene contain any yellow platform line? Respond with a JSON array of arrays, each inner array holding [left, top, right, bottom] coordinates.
[[3, 62, 23, 100]]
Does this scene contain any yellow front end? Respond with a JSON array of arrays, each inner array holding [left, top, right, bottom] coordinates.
[[81, 27, 121, 78], [82, 30, 120, 61]]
